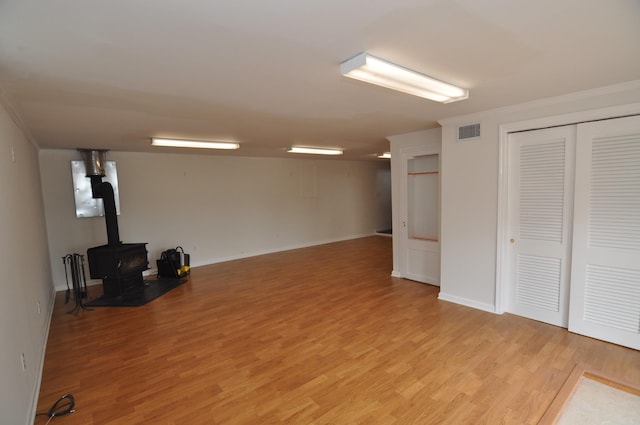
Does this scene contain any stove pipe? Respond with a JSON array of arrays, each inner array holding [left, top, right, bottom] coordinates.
[[78, 149, 121, 247]]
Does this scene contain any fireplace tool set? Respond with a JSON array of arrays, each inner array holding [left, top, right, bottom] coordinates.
[[62, 253, 91, 313]]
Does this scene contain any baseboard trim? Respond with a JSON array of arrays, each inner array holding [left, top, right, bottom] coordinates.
[[192, 233, 376, 269], [28, 285, 57, 424], [391, 270, 403, 278], [438, 292, 497, 314]]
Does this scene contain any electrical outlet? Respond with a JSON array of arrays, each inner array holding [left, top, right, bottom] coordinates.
[[11, 146, 16, 163], [21, 353, 26, 371], [37, 301, 41, 315]]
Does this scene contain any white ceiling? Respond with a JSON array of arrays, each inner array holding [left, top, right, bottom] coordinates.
[[1, 0, 639, 160]]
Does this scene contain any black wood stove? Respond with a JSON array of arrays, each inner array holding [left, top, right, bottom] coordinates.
[[79, 149, 149, 298]]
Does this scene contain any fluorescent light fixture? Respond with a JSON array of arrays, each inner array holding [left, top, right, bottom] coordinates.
[[151, 138, 239, 150], [377, 152, 391, 159], [287, 146, 343, 155], [340, 52, 468, 103]]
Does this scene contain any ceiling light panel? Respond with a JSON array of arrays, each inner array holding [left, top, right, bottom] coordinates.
[[287, 146, 343, 155], [340, 52, 468, 103], [151, 138, 239, 150]]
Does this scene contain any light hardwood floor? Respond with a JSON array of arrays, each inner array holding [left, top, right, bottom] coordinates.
[[36, 236, 640, 424]]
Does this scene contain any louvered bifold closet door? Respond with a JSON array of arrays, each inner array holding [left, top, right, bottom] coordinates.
[[507, 126, 575, 327], [569, 115, 640, 350]]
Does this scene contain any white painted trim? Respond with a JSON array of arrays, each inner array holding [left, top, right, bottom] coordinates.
[[374, 232, 392, 238], [391, 270, 403, 278], [399, 145, 440, 157], [397, 149, 410, 278], [439, 80, 640, 127], [494, 125, 510, 314], [495, 103, 640, 318], [398, 145, 441, 284], [29, 286, 57, 425], [438, 292, 497, 314], [189, 232, 376, 269], [499, 102, 640, 134], [494, 126, 509, 314]]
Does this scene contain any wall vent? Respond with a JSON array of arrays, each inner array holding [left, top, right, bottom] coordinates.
[[457, 123, 481, 141]]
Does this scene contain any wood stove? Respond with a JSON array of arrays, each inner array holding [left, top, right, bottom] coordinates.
[[79, 149, 149, 298], [87, 243, 148, 298]]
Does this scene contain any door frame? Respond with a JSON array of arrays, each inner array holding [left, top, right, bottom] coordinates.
[[495, 102, 640, 315], [398, 145, 441, 283]]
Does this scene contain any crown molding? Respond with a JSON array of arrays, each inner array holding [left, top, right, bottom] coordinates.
[[438, 80, 640, 127]]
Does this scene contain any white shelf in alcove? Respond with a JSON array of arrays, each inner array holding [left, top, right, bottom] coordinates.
[[408, 171, 439, 175], [410, 236, 439, 242]]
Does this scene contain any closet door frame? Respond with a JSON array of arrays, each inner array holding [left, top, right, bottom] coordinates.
[[495, 103, 640, 315]]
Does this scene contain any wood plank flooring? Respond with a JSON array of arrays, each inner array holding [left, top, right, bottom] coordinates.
[[36, 236, 640, 424]]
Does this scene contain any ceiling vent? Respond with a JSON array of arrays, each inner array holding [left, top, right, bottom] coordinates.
[[457, 123, 481, 141]]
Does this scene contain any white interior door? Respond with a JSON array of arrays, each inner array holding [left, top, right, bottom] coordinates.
[[569, 115, 640, 350], [507, 126, 576, 327]]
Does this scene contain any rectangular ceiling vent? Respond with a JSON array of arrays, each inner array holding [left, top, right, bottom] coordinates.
[[457, 123, 481, 141]]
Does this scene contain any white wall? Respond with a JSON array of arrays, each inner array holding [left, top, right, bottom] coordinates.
[[0, 101, 55, 425], [40, 150, 392, 290], [438, 81, 640, 312], [388, 128, 441, 276]]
